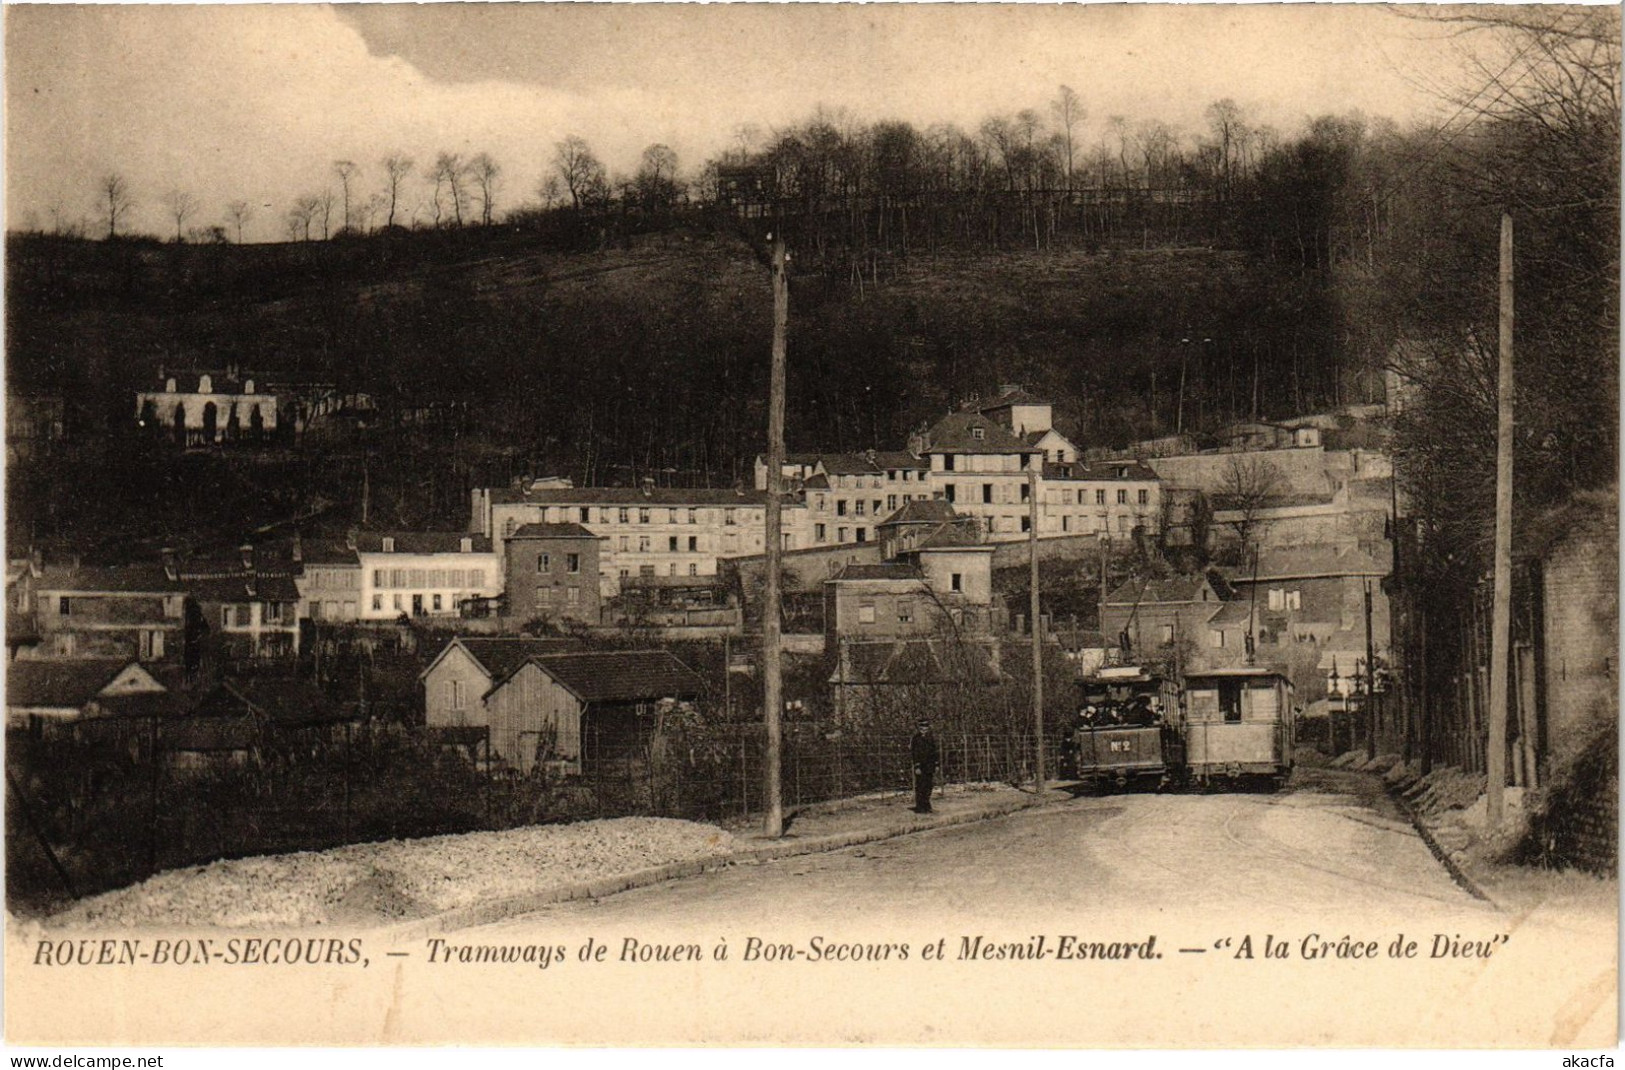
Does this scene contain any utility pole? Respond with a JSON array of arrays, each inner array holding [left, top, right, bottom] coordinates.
[[761, 234, 788, 838], [1487, 212, 1515, 829], [1365, 580, 1377, 762], [1028, 467, 1044, 793]]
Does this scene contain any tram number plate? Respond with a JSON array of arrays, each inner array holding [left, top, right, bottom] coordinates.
[[1109, 740, 1131, 752]]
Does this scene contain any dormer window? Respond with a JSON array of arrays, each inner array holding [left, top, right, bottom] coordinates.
[[165, 377, 177, 393], [460, 537, 473, 553], [971, 426, 985, 441], [244, 379, 255, 395], [198, 375, 213, 394], [382, 536, 395, 553]]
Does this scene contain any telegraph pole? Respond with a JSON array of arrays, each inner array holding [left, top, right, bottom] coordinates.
[[1028, 467, 1044, 793], [1487, 212, 1515, 829], [761, 235, 788, 838]]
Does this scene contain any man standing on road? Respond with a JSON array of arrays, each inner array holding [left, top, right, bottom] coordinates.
[[910, 720, 939, 813]]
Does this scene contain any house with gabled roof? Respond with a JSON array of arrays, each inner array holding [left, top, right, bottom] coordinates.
[[420, 636, 579, 729], [1100, 573, 1225, 659], [6, 658, 171, 733], [920, 411, 1043, 541], [29, 561, 193, 667], [482, 649, 706, 774]]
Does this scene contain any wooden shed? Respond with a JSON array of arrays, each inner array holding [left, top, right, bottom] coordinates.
[[483, 650, 705, 774]]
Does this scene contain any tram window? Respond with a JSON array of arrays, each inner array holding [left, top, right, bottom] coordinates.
[[1219, 680, 1243, 723]]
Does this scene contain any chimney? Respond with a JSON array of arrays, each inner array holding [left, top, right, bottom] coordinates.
[[244, 576, 257, 599], [865, 448, 877, 466], [291, 532, 303, 564], [345, 528, 358, 551], [160, 547, 178, 582], [239, 543, 254, 572], [641, 476, 655, 498], [29, 546, 43, 576]]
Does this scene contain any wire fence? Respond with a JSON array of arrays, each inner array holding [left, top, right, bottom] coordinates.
[[6, 720, 1064, 916]]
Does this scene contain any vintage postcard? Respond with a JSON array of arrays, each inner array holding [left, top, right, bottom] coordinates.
[[3, 1, 1617, 1049]]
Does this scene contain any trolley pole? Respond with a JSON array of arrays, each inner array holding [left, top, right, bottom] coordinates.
[[761, 234, 788, 839], [1487, 212, 1515, 830], [1028, 467, 1044, 793]]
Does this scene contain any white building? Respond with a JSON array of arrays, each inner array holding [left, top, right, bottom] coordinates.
[[135, 367, 277, 443], [471, 484, 803, 597], [354, 532, 500, 620]]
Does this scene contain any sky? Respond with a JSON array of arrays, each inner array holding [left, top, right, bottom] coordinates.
[[5, 3, 1487, 242]]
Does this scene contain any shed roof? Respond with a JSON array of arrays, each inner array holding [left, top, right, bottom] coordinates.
[[7, 659, 134, 708], [516, 650, 706, 703], [428, 636, 580, 681]]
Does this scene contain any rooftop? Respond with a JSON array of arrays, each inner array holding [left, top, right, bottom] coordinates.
[[506, 650, 706, 703], [921, 412, 1040, 455], [353, 531, 494, 555], [1105, 574, 1215, 606], [7, 659, 137, 708], [970, 386, 1053, 411], [1222, 544, 1392, 583], [183, 573, 302, 604], [489, 486, 775, 507], [878, 499, 958, 527], [510, 523, 601, 540], [1044, 460, 1160, 482], [36, 563, 183, 594], [438, 637, 580, 681], [832, 563, 925, 582]]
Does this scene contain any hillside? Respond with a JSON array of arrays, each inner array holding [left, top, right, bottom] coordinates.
[[5, 223, 1367, 550]]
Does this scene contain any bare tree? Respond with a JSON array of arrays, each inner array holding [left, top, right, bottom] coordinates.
[[1217, 454, 1282, 559], [553, 135, 606, 209], [466, 153, 500, 225], [1050, 85, 1084, 188], [355, 192, 384, 234], [161, 190, 199, 242], [286, 196, 320, 242], [537, 174, 564, 209], [315, 188, 336, 239], [332, 160, 359, 232], [634, 143, 680, 211], [432, 152, 467, 226], [225, 200, 254, 244], [99, 173, 135, 239], [381, 153, 414, 228]]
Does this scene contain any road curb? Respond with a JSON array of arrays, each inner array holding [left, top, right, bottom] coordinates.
[[381, 791, 1058, 940], [1383, 780, 1496, 906]]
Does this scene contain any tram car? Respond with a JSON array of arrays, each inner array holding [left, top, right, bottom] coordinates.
[[1178, 667, 1295, 789], [1060, 667, 1183, 792]]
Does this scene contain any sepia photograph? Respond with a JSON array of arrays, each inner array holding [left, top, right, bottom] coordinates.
[[2, 0, 1618, 1050]]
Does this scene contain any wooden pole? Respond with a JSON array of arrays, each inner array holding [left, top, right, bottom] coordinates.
[[1487, 211, 1514, 829], [1364, 580, 1377, 761], [1028, 467, 1044, 793], [762, 235, 788, 838]]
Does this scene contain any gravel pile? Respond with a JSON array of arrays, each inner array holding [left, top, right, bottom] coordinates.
[[50, 818, 735, 930]]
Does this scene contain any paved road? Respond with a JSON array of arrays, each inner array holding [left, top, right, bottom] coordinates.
[[473, 766, 1486, 935], [404, 768, 1612, 1046]]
